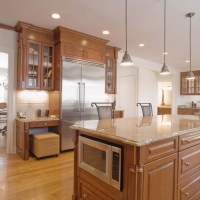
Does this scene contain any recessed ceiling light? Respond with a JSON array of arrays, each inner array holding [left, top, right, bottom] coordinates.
[[51, 13, 60, 19], [139, 44, 145, 47], [163, 52, 168, 55], [185, 60, 190, 63], [102, 30, 110, 35]]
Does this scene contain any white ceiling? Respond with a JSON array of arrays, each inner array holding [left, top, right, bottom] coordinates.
[[0, 0, 200, 70]]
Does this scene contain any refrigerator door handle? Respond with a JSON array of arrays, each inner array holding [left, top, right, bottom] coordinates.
[[77, 83, 81, 112], [82, 83, 85, 112]]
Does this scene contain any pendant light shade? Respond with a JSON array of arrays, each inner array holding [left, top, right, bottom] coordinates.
[[120, 0, 133, 66], [159, 0, 170, 75], [186, 13, 195, 80], [160, 64, 170, 75]]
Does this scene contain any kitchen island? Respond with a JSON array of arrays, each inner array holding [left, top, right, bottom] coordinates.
[[70, 115, 200, 200]]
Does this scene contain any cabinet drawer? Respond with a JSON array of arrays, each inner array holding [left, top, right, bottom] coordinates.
[[29, 120, 59, 128], [78, 177, 113, 200], [138, 136, 178, 164], [178, 171, 200, 200], [178, 143, 200, 182], [114, 111, 124, 119], [179, 131, 200, 151]]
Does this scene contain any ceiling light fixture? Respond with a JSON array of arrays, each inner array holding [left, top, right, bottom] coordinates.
[[120, 0, 133, 66], [160, 0, 170, 75], [139, 44, 145, 47], [163, 52, 168, 55], [102, 30, 110, 35], [51, 13, 60, 19], [185, 60, 190, 63], [186, 13, 195, 80]]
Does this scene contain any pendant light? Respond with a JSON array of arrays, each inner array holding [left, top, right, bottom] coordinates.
[[186, 13, 195, 80], [160, 0, 170, 75], [120, 0, 133, 66]]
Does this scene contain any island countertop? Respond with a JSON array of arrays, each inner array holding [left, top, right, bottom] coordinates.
[[70, 115, 200, 146]]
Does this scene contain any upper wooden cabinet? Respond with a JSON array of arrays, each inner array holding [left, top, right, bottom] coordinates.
[[16, 22, 55, 90], [180, 71, 200, 95], [15, 22, 121, 93], [26, 41, 54, 90]]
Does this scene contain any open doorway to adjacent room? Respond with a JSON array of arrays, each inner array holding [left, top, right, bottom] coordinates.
[[157, 82, 172, 115], [0, 52, 8, 151]]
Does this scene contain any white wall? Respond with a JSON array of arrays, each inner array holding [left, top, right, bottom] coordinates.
[[0, 28, 18, 154]]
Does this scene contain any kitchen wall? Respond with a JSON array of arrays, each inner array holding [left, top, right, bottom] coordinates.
[[0, 27, 17, 153], [16, 90, 49, 117]]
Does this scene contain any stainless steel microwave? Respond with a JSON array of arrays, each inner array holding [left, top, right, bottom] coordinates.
[[78, 135, 122, 191]]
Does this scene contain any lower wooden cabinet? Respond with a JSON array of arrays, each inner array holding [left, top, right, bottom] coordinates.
[[78, 177, 113, 200], [143, 153, 178, 200], [177, 171, 200, 200], [114, 110, 124, 118], [177, 107, 198, 115], [157, 107, 171, 115]]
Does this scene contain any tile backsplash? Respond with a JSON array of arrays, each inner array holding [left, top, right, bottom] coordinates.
[[16, 90, 49, 117]]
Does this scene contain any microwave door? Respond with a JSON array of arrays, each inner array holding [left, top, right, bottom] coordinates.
[[78, 136, 112, 185]]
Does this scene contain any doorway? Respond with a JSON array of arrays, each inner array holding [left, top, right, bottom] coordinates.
[[0, 52, 8, 151], [157, 82, 172, 115], [118, 75, 136, 118]]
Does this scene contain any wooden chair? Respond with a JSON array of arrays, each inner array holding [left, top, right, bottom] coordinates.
[[136, 103, 153, 116], [91, 102, 115, 120]]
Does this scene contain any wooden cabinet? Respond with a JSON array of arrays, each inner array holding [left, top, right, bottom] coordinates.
[[78, 177, 113, 200], [114, 110, 124, 118], [105, 57, 116, 93], [180, 70, 200, 95], [143, 154, 177, 200], [157, 107, 171, 115], [16, 119, 60, 160], [73, 127, 200, 200], [26, 41, 54, 90], [177, 107, 197, 115]]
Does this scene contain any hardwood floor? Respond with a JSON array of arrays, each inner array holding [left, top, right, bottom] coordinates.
[[0, 132, 74, 200]]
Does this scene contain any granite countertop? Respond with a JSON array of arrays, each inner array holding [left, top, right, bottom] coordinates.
[[16, 116, 59, 122], [70, 115, 200, 147], [158, 105, 171, 108]]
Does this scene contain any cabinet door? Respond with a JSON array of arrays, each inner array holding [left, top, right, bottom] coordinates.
[[188, 79, 195, 94], [181, 75, 187, 94], [143, 153, 177, 200], [78, 177, 113, 200], [195, 75, 200, 94], [27, 40, 41, 89], [105, 57, 116, 94], [178, 108, 185, 115], [41, 43, 54, 90]]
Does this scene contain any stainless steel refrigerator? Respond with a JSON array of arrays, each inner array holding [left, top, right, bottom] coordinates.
[[60, 57, 108, 151]]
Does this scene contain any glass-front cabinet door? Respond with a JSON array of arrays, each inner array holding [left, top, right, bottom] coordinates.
[[181, 75, 187, 94], [105, 57, 116, 94], [195, 75, 200, 94], [27, 41, 41, 89], [41, 44, 54, 90]]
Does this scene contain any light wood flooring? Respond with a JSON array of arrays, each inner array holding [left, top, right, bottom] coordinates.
[[0, 128, 74, 200]]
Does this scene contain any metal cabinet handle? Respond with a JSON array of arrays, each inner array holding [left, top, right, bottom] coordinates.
[[186, 140, 191, 143], [77, 83, 81, 112], [184, 192, 189, 196], [82, 83, 85, 112], [83, 193, 88, 198], [44, 123, 47, 125], [184, 163, 190, 166]]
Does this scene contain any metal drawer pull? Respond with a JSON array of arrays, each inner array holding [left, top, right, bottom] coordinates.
[[184, 163, 190, 166], [184, 192, 189, 196], [83, 193, 88, 198], [186, 140, 191, 143], [44, 123, 47, 125]]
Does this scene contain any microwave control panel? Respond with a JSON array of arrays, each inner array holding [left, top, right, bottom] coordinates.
[[112, 152, 120, 182]]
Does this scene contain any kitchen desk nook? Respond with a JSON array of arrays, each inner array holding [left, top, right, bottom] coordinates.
[[70, 115, 200, 200], [16, 117, 60, 160]]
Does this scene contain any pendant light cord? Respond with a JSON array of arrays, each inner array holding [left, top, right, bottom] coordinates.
[[164, 0, 166, 65], [125, 0, 127, 53], [190, 15, 192, 72]]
